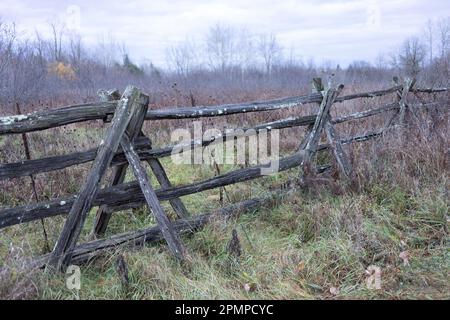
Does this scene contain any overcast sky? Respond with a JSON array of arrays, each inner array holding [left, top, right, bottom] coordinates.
[[1, 0, 449, 67]]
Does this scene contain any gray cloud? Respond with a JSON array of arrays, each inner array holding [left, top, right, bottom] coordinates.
[[1, 0, 449, 67]]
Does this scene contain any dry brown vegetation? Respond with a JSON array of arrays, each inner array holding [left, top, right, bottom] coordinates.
[[0, 82, 448, 299], [0, 16, 449, 299]]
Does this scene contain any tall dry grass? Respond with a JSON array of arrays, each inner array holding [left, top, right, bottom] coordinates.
[[0, 84, 448, 299]]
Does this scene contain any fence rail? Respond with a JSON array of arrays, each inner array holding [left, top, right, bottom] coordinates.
[[3, 85, 446, 135], [1, 100, 443, 180], [0, 77, 447, 270]]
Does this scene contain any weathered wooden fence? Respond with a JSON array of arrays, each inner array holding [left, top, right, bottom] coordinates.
[[0, 77, 447, 270]]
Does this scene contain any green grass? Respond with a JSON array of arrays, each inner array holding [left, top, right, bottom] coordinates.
[[0, 126, 449, 300], [1, 158, 448, 299]]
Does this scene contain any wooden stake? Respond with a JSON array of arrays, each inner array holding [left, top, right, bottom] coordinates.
[[92, 89, 149, 237], [324, 120, 352, 179], [398, 78, 415, 125], [120, 134, 186, 261], [302, 80, 351, 180], [93, 89, 188, 236], [300, 85, 344, 168], [15, 103, 50, 253], [146, 157, 190, 218], [49, 86, 143, 271]]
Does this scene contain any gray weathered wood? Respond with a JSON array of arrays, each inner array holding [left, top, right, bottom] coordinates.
[[331, 102, 400, 124], [301, 85, 344, 165], [92, 164, 128, 236], [398, 78, 414, 124], [32, 188, 290, 268], [48, 86, 143, 270], [92, 91, 150, 237], [298, 124, 314, 151], [0, 136, 151, 180], [146, 157, 189, 218], [0, 128, 392, 230], [312, 78, 324, 93], [305, 80, 351, 180], [0, 116, 314, 179], [0, 101, 117, 135], [324, 120, 352, 178], [3, 100, 421, 180], [98, 89, 121, 102], [147, 86, 404, 121], [93, 85, 188, 233], [412, 87, 448, 93], [385, 78, 416, 127], [120, 134, 186, 260], [15, 103, 50, 253], [2, 85, 424, 136], [94, 87, 188, 249], [0, 150, 306, 228]]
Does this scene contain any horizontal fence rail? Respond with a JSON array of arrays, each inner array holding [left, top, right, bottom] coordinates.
[[1, 100, 445, 180], [0, 122, 434, 229], [0, 151, 312, 228], [4, 85, 442, 135], [0, 77, 448, 269], [31, 188, 290, 268]]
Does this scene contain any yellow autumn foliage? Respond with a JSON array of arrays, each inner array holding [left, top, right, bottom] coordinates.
[[48, 62, 76, 80]]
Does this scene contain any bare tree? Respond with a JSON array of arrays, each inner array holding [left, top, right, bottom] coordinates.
[[0, 20, 17, 106], [33, 30, 49, 66], [166, 39, 198, 76], [0, 20, 16, 79], [3, 40, 46, 107], [435, 17, 450, 84], [49, 21, 66, 62], [437, 17, 450, 59], [94, 34, 121, 69], [258, 33, 282, 75], [234, 28, 255, 70], [206, 23, 236, 72], [68, 32, 83, 67], [398, 36, 426, 77], [423, 19, 435, 65]]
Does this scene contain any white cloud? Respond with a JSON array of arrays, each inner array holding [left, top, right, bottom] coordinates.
[[2, 0, 449, 67]]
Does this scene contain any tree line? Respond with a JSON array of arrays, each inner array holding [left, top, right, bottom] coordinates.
[[0, 18, 449, 113]]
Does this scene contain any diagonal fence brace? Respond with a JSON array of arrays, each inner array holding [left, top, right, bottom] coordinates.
[[48, 86, 145, 271], [49, 86, 186, 271], [299, 80, 352, 180], [93, 92, 189, 237]]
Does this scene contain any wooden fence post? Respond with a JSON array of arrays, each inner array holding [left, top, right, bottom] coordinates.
[[48, 86, 144, 270], [93, 91, 189, 237], [98, 89, 186, 260], [324, 120, 352, 179], [2, 79, 446, 268], [299, 84, 343, 167], [384, 77, 416, 128], [120, 134, 186, 260], [14, 103, 50, 253], [145, 151, 190, 219], [398, 78, 415, 125], [299, 79, 351, 180], [92, 89, 149, 236]]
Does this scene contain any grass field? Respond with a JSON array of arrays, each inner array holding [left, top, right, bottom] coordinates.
[[0, 90, 448, 300], [1, 156, 448, 300]]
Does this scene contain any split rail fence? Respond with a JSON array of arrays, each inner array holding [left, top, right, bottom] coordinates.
[[0, 77, 447, 270]]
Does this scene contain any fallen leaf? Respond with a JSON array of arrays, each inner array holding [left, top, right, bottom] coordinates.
[[207, 194, 220, 201], [365, 265, 382, 290], [329, 287, 340, 295], [296, 261, 305, 273], [399, 251, 410, 266], [243, 283, 253, 292]]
